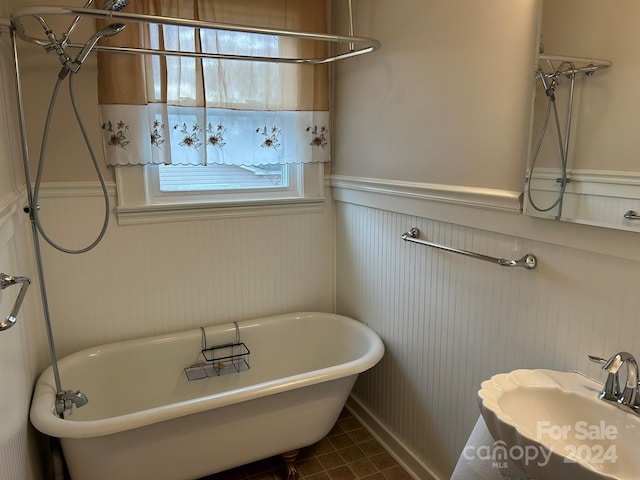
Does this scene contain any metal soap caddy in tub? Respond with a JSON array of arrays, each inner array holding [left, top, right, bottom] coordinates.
[[184, 321, 250, 382]]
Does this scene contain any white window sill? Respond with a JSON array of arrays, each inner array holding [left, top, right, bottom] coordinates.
[[115, 196, 326, 225], [114, 164, 326, 225]]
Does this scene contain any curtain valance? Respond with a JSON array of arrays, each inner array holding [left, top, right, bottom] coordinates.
[[97, 0, 330, 167]]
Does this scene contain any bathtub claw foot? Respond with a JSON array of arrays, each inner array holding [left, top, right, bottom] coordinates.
[[281, 450, 300, 480]]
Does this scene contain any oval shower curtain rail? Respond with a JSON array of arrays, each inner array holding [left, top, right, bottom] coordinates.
[[539, 53, 612, 78], [401, 228, 537, 270], [10, 5, 381, 64]]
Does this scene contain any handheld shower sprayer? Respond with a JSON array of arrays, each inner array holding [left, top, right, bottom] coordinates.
[[60, 0, 129, 49], [74, 23, 125, 66], [537, 69, 555, 99], [58, 23, 125, 78], [54, 0, 130, 78]]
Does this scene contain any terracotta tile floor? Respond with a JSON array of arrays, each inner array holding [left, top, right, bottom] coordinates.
[[199, 409, 413, 480]]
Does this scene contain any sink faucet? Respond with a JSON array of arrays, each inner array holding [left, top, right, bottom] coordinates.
[[590, 352, 640, 413], [605, 352, 639, 409], [588, 354, 620, 400]]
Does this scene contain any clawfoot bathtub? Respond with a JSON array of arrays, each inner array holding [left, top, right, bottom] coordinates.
[[30, 312, 384, 480]]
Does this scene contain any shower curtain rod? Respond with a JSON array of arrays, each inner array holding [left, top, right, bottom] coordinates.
[[10, 6, 381, 64], [539, 53, 612, 77]]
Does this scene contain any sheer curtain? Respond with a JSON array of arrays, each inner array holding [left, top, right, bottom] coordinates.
[[97, 0, 330, 167]]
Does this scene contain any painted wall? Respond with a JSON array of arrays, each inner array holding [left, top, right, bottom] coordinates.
[[332, 0, 640, 478], [331, 0, 540, 193]]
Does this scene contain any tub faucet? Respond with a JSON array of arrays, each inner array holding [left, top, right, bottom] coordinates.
[[56, 389, 89, 415]]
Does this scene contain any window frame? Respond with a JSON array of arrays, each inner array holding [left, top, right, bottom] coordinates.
[[113, 163, 326, 225], [110, 14, 329, 225], [149, 163, 298, 202]]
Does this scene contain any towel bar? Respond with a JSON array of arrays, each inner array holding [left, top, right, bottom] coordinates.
[[401, 228, 537, 270], [1, 273, 31, 331]]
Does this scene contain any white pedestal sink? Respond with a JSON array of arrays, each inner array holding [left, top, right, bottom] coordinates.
[[478, 369, 640, 480]]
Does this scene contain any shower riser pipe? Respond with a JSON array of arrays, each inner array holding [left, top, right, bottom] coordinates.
[[556, 73, 576, 220], [10, 26, 64, 396]]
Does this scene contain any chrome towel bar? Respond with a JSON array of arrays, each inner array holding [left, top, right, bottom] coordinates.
[[401, 228, 537, 270], [1, 273, 31, 331]]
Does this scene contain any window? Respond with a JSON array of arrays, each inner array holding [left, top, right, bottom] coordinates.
[[114, 162, 324, 224], [145, 163, 306, 205], [98, 0, 330, 224], [158, 164, 288, 192]]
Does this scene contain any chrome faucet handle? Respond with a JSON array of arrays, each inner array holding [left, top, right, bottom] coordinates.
[[600, 352, 639, 408], [606, 352, 639, 408], [588, 354, 607, 364], [588, 354, 620, 401]]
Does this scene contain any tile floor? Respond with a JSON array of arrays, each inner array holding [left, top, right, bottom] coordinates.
[[199, 408, 413, 480]]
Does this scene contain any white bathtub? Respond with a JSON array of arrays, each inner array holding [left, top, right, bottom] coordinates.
[[30, 312, 384, 480]]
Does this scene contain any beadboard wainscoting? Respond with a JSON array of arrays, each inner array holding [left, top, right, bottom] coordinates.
[[0, 194, 46, 480], [35, 182, 335, 357], [333, 195, 640, 479], [0, 193, 51, 480]]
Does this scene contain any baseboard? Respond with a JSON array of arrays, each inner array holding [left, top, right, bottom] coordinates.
[[346, 396, 441, 480]]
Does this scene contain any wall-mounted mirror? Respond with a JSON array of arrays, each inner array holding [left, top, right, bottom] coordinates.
[[523, 0, 640, 232]]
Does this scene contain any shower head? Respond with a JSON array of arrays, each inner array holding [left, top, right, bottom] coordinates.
[[101, 0, 130, 11], [73, 23, 125, 66], [537, 69, 549, 91], [537, 69, 555, 99], [57, 22, 124, 78]]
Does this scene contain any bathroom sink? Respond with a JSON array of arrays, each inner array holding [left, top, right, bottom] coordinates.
[[478, 369, 640, 480]]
